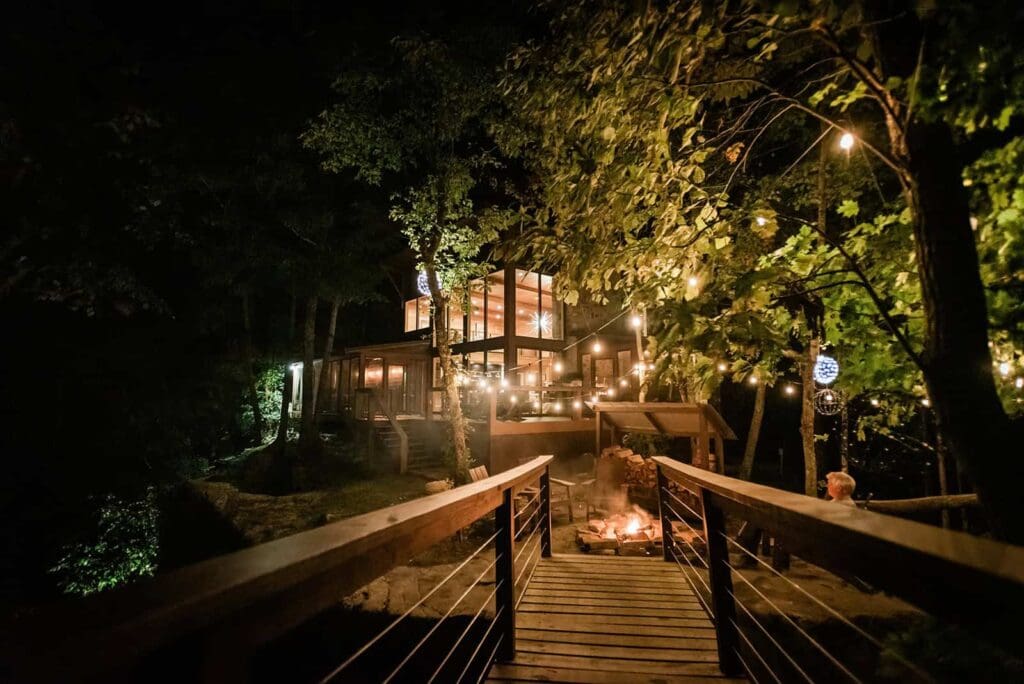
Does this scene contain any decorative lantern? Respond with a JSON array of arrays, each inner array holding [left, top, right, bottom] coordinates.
[[813, 354, 840, 385], [814, 388, 844, 416]]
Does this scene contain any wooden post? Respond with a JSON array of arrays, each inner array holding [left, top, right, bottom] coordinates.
[[594, 408, 602, 455], [713, 434, 725, 475], [657, 464, 676, 563], [700, 488, 742, 676], [540, 468, 552, 558], [495, 488, 516, 661], [698, 411, 711, 471]]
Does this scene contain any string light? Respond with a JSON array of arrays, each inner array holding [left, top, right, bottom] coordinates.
[[510, 395, 518, 404], [477, 379, 488, 390], [573, 399, 582, 409], [921, 398, 931, 407], [591, 394, 599, 403], [748, 375, 758, 385], [813, 355, 840, 385], [553, 360, 564, 373], [687, 276, 699, 287], [870, 398, 880, 407], [630, 315, 643, 328], [592, 339, 602, 353], [784, 385, 795, 395], [755, 216, 768, 226], [839, 132, 855, 151], [500, 378, 509, 388], [553, 402, 562, 412], [607, 388, 616, 398], [619, 378, 628, 388], [1017, 377, 1024, 389], [717, 362, 728, 372], [999, 362, 1011, 377]]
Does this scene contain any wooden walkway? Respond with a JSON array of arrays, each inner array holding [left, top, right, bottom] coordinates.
[[487, 554, 743, 683]]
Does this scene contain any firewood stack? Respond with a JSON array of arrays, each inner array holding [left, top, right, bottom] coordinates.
[[599, 445, 689, 500]]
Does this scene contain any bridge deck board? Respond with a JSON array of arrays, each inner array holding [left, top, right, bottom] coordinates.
[[487, 554, 743, 683]]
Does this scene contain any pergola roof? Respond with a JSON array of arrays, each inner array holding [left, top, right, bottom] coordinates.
[[591, 402, 738, 440]]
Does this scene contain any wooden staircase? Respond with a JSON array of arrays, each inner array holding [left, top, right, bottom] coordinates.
[[375, 419, 444, 477]]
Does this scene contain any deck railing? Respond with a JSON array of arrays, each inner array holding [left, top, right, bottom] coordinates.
[[4, 455, 554, 683], [654, 456, 1024, 682]]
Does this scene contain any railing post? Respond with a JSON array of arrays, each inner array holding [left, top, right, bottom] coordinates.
[[494, 488, 516, 661], [540, 468, 552, 558], [656, 464, 675, 563], [700, 487, 742, 676]]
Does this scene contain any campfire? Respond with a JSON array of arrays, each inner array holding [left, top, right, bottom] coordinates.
[[576, 505, 672, 555]]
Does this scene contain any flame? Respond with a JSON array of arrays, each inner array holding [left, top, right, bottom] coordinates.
[[625, 516, 641, 535]]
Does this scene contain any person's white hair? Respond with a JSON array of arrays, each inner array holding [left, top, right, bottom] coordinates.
[[826, 471, 856, 496]]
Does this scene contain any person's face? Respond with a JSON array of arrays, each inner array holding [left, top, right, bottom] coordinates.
[[827, 480, 844, 499]]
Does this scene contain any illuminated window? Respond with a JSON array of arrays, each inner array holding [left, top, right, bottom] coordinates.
[[517, 348, 553, 386], [364, 358, 384, 388], [514, 269, 561, 339], [403, 296, 430, 332], [487, 271, 505, 338], [468, 279, 486, 341]]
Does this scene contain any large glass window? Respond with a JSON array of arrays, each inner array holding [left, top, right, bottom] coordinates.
[[446, 301, 464, 343], [514, 269, 561, 339], [487, 271, 505, 338], [403, 297, 430, 332], [517, 348, 553, 386], [364, 357, 384, 388], [468, 279, 486, 341], [540, 274, 561, 340]]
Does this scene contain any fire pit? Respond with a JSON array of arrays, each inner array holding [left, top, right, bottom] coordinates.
[[575, 505, 676, 555]]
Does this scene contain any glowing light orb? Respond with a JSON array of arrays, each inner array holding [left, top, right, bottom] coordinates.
[[532, 311, 552, 335], [813, 354, 840, 385], [839, 132, 855, 150]]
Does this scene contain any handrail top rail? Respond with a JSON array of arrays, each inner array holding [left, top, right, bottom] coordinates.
[[6, 455, 554, 669], [654, 456, 1024, 587]]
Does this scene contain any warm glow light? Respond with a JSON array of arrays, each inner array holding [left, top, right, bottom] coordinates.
[[630, 315, 642, 328], [553, 402, 562, 412], [1017, 377, 1024, 389], [478, 379, 488, 390], [500, 378, 509, 388], [554, 361, 564, 373], [619, 378, 628, 388], [687, 276, 699, 287], [591, 395, 599, 403], [999, 362, 1011, 377], [510, 395, 518, 403], [526, 373, 536, 384], [573, 400, 582, 409], [839, 132, 855, 150], [533, 401, 540, 409], [784, 385, 795, 395], [748, 375, 758, 385], [755, 216, 767, 226], [531, 311, 553, 335], [592, 340, 602, 353], [607, 388, 615, 398], [869, 398, 879, 407], [921, 398, 931, 407], [717, 362, 728, 372]]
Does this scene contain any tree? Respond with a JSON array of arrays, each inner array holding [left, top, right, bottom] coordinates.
[[304, 34, 513, 480], [501, 0, 1024, 537]]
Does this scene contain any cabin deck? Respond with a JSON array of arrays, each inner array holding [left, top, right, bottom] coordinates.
[[487, 554, 743, 683]]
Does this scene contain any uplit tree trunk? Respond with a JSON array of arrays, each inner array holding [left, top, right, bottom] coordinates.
[[315, 296, 341, 415], [800, 339, 819, 496], [298, 295, 319, 453], [425, 263, 470, 481], [275, 363, 292, 446], [739, 380, 766, 481], [901, 120, 1024, 542], [240, 293, 264, 444]]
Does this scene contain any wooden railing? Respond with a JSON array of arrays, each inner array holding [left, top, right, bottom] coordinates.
[[4, 455, 554, 683], [354, 387, 409, 472], [654, 456, 1024, 681]]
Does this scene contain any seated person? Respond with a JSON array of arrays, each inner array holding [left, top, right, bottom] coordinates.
[[826, 471, 857, 506]]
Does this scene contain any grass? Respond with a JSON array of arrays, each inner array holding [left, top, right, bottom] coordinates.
[[317, 474, 429, 520]]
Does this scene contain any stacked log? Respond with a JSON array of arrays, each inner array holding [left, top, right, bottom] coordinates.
[[599, 445, 690, 501]]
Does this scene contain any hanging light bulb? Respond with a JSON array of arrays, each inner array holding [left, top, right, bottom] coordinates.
[[630, 315, 643, 328], [478, 379, 488, 390], [592, 339, 602, 353], [921, 398, 931, 407], [591, 394, 599, 403], [999, 361, 1011, 377], [619, 378, 629, 388], [554, 360, 564, 373], [500, 377, 509, 388], [755, 216, 767, 226], [870, 398, 880, 407], [553, 402, 562, 412], [573, 399, 582, 409], [748, 375, 758, 385], [510, 395, 518, 404], [607, 387, 616, 398], [1016, 377, 1024, 389], [784, 385, 795, 395], [687, 276, 699, 288], [839, 132, 855, 150], [717, 362, 728, 372]]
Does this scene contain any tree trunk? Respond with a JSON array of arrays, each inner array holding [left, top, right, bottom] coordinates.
[[840, 401, 849, 473], [299, 295, 319, 453], [425, 264, 470, 481], [241, 293, 264, 445], [276, 362, 292, 446], [315, 297, 341, 415], [902, 120, 1024, 542], [800, 339, 819, 496], [739, 380, 766, 481]]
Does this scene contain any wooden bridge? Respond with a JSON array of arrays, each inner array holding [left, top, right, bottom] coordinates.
[[4, 456, 1024, 682]]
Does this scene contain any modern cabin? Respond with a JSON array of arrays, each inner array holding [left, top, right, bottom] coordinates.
[[292, 265, 646, 474]]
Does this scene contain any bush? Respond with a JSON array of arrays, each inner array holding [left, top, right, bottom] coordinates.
[[48, 489, 159, 596]]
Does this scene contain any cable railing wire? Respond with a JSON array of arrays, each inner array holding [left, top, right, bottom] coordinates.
[[728, 589, 815, 684], [513, 489, 542, 519], [513, 523, 541, 566], [382, 554, 501, 683], [732, 616, 783, 684], [514, 501, 544, 541], [721, 530, 934, 682], [667, 544, 713, 613], [319, 529, 500, 683], [427, 580, 502, 684], [475, 630, 505, 684], [455, 605, 504, 684], [734, 645, 761, 684], [727, 558, 863, 683], [660, 500, 710, 570], [514, 535, 542, 589], [660, 484, 705, 521]]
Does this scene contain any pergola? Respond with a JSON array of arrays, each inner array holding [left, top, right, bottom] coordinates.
[[592, 402, 738, 473]]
